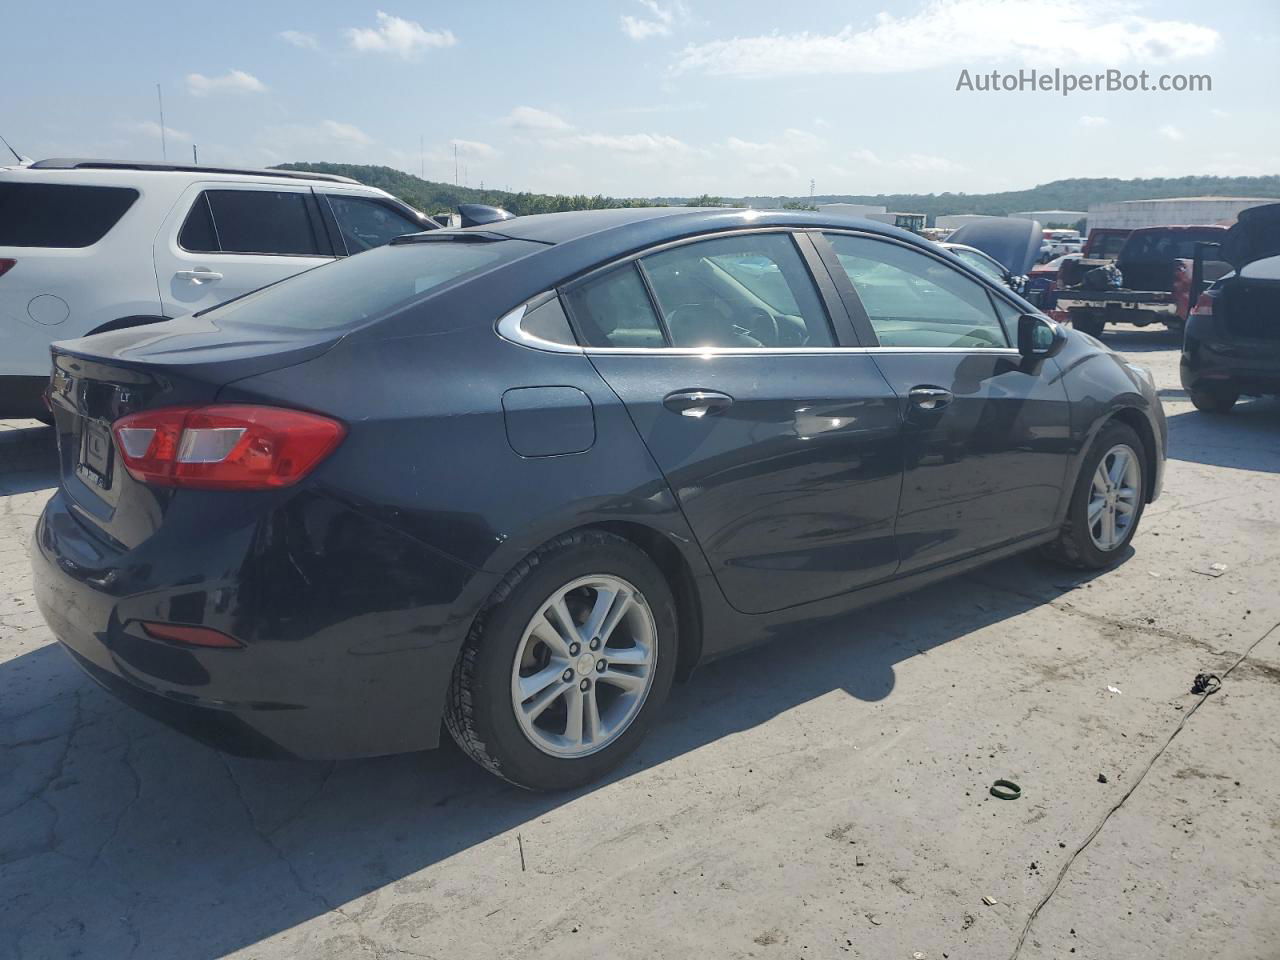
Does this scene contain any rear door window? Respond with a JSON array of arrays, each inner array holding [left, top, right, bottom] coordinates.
[[640, 232, 835, 348], [562, 264, 667, 349], [180, 189, 326, 256], [325, 195, 426, 253], [0, 182, 138, 247]]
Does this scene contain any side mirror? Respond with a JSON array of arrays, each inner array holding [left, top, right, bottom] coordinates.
[[1017, 314, 1066, 360], [1007, 274, 1028, 295]]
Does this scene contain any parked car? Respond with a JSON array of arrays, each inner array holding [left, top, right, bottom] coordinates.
[[32, 207, 1166, 790], [0, 159, 439, 419], [1181, 203, 1280, 412], [1055, 225, 1230, 337], [1080, 228, 1132, 261], [936, 241, 1027, 294]]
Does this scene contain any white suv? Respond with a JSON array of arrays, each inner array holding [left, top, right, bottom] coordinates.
[[0, 159, 438, 418]]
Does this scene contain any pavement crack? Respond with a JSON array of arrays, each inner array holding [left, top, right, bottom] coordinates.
[[217, 754, 387, 959], [89, 735, 142, 868], [1008, 617, 1280, 959]]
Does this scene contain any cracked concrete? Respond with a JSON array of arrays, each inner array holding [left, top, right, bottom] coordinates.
[[2, 332, 1279, 959]]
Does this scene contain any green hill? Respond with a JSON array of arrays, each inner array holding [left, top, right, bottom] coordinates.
[[274, 162, 653, 216], [278, 163, 1280, 223]]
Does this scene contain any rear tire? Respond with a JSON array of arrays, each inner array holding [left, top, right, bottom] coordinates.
[[1072, 312, 1105, 338], [1189, 385, 1238, 414], [1043, 421, 1147, 570], [445, 530, 678, 791]]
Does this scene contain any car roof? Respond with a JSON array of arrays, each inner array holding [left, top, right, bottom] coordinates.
[[1126, 224, 1229, 235], [471, 205, 931, 259], [27, 158, 360, 184]]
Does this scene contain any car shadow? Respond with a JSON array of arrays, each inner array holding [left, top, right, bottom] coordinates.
[[0, 546, 1120, 959], [0, 421, 58, 494], [1097, 328, 1182, 353], [1165, 396, 1280, 474]]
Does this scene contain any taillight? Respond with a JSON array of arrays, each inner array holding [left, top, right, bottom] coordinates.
[[0, 258, 15, 279], [1190, 290, 1217, 318], [112, 405, 345, 490]]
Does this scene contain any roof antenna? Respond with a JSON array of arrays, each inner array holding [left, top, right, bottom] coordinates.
[[0, 132, 24, 164]]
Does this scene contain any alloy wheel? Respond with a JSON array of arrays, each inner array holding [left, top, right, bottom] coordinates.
[[510, 575, 657, 758], [1087, 443, 1141, 551]]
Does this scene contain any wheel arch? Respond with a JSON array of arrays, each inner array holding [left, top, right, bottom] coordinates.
[[1105, 406, 1159, 503]]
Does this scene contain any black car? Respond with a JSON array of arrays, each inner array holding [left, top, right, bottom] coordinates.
[[1181, 203, 1280, 412], [32, 207, 1166, 790]]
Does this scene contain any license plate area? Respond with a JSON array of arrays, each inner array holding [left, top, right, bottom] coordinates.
[[77, 420, 115, 490]]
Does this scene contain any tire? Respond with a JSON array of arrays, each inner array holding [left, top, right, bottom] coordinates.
[[1189, 385, 1238, 414], [445, 530, 678, 791], [1072, 312, 1105, 338], [1043, 421, 1147, 570]]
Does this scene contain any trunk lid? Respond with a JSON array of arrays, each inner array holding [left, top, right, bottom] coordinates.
[[47, 315, 344, 549]]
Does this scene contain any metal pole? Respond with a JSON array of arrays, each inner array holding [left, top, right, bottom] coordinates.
[[193, 144, 199, 164], [156, 83, 167, 160], [453, 143, 458, 186]]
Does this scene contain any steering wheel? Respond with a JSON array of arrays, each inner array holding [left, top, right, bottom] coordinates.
[[742, 308, 779, 347]]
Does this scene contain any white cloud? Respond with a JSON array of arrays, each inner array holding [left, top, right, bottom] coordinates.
[[1158, 124, 1185, 141], [280, 30, 321, 51], [569, 132, 692, 155], [1079, 115, 1109, 127], [1210, 108, 1230, 118], [746, 160, 801, 181], [726, 128, 824, 156], [502, 106, 572, 132], [121, 120, 192, 143], [673, 0, 1219, 76], [902, 153, 960, 173], [323, 120, 373, 145], [347, 11, 457, 59], [450, 138, 498, 160], [621, 0, 687, 40], [186, 69, 267, 96]]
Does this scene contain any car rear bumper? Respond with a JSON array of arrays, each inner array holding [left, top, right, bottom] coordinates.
[[31, 488, 492, 759], [1181, 322, 1280, 396]]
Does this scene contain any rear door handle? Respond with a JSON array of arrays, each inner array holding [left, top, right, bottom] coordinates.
[[908, 386, 953, 411], [176, 269, 223, 284], [663, 389, 734, 418]]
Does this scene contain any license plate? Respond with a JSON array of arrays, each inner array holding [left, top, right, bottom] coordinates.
[[79, 420, 114, 487]]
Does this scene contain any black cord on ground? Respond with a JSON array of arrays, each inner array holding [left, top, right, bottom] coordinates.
[[1009, 619, 1280, 959]]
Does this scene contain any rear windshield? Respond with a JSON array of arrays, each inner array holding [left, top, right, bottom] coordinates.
[[200, 237, 543, 331], [0, 182, 139, 247], [1120, 229, 1224, 263], [1089, 233, 1129, 259]]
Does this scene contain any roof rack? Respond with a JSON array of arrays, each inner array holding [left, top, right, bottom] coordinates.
[[27, 159, 360, 185]]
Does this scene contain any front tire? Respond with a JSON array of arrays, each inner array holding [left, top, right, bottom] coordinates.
[[1044, 422, 1147, 570], [1189, 385, 1238, 414], [445, 530, 678, 791]]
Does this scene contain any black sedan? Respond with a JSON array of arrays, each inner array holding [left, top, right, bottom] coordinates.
[[1181, 202, 1280, 412], [33, 207, 1166, 790]]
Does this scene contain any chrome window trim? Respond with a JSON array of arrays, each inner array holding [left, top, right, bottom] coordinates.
[[497, 304, 1021, 358]]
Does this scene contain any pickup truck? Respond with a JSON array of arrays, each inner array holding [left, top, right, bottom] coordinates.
[[1053, 225, 1229, 337]]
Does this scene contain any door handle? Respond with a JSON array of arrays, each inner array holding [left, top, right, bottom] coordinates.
[[908, 386, 953, 411], [175, 268, 223, 284], [663, 389, 734, 418]]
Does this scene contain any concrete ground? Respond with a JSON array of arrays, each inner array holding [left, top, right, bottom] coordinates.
[[1, 331, 1278, 960]]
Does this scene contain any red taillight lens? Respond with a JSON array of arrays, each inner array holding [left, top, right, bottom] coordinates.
[[0, 258, 15, 280], [1190, 291, 1216, 318], [141, 622, 242, 648], [113, 405, 345, 490]]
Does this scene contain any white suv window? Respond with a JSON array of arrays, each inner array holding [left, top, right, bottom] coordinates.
[[178, 189, 325, 256], [0, 182, 138, 248], [325, 195, 424, 253]]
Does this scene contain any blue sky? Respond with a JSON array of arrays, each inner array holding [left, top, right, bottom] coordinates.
[[4, 0, 1277, 197]]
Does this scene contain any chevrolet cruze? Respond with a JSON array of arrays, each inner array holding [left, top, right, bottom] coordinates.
[[32, 207, 1166, 790]]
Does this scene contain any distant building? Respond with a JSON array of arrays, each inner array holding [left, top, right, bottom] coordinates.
[[936, 214, 995, 230], [1087, 197, 1280, 230], [1011, 209, 1087, 225]]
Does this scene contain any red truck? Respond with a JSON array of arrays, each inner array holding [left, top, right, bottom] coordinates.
[[1053, 225, 1229, 337]]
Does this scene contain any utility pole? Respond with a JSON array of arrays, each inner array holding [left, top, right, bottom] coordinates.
[[156, 83, 167, 160], [809, 178, 815, 206], [420, 134, 424, 180], [453, 143, 458, 186], [192, 144, 199, 164]]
